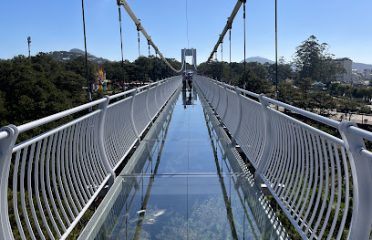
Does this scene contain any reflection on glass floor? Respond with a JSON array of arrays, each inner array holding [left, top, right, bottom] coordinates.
[[90, 89, 279, 240]]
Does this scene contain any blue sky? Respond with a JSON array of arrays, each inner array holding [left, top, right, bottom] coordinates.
[[0, 0, 371, 64]]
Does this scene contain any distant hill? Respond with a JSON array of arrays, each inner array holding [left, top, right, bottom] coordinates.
[[352, 62, 372, 71], [48, 49, 110, 64], [241, 56, 274, 64], [241, 57, 372, 71]]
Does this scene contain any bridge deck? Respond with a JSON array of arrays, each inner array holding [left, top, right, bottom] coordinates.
[[81, 89, 278, 240]]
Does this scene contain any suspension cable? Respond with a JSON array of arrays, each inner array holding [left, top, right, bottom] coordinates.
[[229, 27, 232, 84], [193, 56, 198, 72], [207, 0, 244, 62], [186, 0, 190, 48], [184, 0, 191, 73], [243, 1, 246, 71], [221, 41, 223, 62], [118, 6, 125, 89], [117, 0, 185, 73], [275, 0, 279, 99], [137, 20, 141, 57], [81, 0, 91, 102], [148, 40, 151, 57]]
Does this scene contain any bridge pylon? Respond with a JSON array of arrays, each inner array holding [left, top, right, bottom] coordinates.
[[181, 48, 197, 72]]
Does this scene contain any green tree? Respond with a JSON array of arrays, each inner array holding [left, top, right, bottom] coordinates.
[[198, 62, 225, 81], [278, 81, 296, 103], [267, 57, 292, 84], [0, 91, 7, 126], [238, 63, 272, 94], [0, 54, 89, 126], [294, 35, 342, 86], [65, 56, 97, 89], [294, 35, 324, 81]]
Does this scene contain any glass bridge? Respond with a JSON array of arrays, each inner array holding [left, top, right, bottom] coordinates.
[[2, 76, 371, 239], [79, 89, 280, 240]]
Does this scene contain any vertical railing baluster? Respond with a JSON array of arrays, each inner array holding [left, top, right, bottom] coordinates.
[[232, 87, 243, 138], [98, 97, 115, 183], [130, 89, 141, 141], [256, 95, 273, 175], [145, 85, 152, 122], [0, 125, 19, 240]]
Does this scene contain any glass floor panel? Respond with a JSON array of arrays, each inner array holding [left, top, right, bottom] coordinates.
[[88, 89, 279, 240]]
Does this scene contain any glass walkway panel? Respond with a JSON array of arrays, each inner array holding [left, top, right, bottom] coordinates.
[[79, 89, 281, 240]]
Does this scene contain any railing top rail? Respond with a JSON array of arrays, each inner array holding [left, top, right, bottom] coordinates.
[[211, 79, 260, 98], [108, 88, 137, 100], [108, 79, 169, 101], [261, 96, 341, 129], [349, 125, 372, 142], [17, 98, 106, 134], [237, 87, 260, 98], [14, 110, 102, 152], [207, 77, 340, 128], [0, 131, 9, 140], [273, 106, 344, 145], [137, 82, 154, 92], [11, 78, 177, 134]]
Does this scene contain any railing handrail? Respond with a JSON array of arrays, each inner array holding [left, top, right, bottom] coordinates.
[[195, 75, 372, 240], [261, 96, 341, 129], [211, 78, 341, 129], [211, 77, 372, 142], [349, 125, 372, 142], [13, 79, 174, 134], [0, 76, 182, 240], [0, 131, 9, 140], [17, 98, 106, 134]]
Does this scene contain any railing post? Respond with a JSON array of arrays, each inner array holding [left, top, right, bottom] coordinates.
[[98, 97, 115, 183], [232, 86, 243, 138], [339, 121, 372, 240], [214, 82, 221, 113], [221, 85, 229, 119], [154, 82, 160, 110], [256, 94, 273, 174], [145, 85, 152, 122], [130, 89, 141, 141], [0, 125, 18, 240]]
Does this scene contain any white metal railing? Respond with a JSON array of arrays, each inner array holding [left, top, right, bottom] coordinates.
[[194, 75, 372, 240], [0, 76, 181, 240]]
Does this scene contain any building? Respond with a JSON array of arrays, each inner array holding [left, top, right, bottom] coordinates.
[[335, 58, 352, 83], [363, 69, 372, 80]]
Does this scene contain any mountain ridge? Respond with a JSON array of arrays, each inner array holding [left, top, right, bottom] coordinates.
[[352, 62, 372, 71], [48, 49, 110, 64], [241, 56, 274, 64], [241, 56, 372, 71]]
